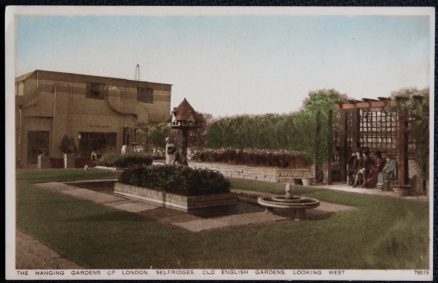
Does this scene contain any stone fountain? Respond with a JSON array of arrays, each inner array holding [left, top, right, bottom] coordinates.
[[257, 183, 320, 221]]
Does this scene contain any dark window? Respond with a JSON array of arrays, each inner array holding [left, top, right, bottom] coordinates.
[[27, 131, 49, 164], [137, 87, 154, 103], [86, 83, 105, 99], [78, 132, 117, 157]]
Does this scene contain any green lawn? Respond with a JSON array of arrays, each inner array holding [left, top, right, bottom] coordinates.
[[16, 169, 429, 269]]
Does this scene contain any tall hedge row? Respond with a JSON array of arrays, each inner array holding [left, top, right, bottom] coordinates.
[[206, 89, 348, 162]]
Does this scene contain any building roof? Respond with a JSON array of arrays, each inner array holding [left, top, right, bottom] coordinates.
[[15, 71, 36, 82], [15, 69, 172, 91], [337, 97, 391, 110], [172, 98, 204, 122]]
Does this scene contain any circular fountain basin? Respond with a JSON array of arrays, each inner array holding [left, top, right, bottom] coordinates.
[[257, 196, 320, 210]]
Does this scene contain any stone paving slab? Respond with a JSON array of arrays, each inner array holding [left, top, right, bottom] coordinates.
[[138, 207, 200, 224], [61, 188, 124, 203], [174, 219, 228, 232], [316, 201, 358, 213], [103, 200, 157, 213], [174, 211, 287, 232], [36, 182, 77, 192], [314, 183, 429, 202], [64, 178, 118, 184], [217, 211, 287, 226]]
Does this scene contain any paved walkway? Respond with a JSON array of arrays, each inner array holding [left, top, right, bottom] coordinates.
[[36, 181, 357, 233], [312, 183, 429, 202], [16, 229, 82, 269], [37, 182, 287, 232]]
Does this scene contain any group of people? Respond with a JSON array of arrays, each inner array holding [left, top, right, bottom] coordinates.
[[347, 149, 396, 189]]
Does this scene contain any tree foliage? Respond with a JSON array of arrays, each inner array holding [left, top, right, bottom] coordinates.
[[390, 88, 429, 177], [59, 135, 77, 154], [148, 123, 170, 149]]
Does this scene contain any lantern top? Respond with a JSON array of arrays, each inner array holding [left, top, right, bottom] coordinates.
[[172, 98, 204, 125]]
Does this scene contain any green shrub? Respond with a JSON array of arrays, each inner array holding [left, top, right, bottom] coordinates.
[[59, 135, 77, 154], [100, 153, 152, 168], [119, 165, 230, 196]]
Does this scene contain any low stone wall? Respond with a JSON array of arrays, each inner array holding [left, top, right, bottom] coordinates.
[[114, 183, 238, 212], [189, 161, 314, 183]]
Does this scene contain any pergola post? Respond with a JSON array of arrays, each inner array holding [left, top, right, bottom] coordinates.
[[338, 111, 348, 182], [314, 111, 322, 183], [327, 109, 333, 185], [397, 110, 409, 186], [181, 128, 189, 165]]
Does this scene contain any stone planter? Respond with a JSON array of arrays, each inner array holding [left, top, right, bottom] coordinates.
[[301, 178, 313, 187], [189, 161, 314, 183], [114, 183, 238, 212], [393, 185, 411, 197], [115, 167, 127, 180]]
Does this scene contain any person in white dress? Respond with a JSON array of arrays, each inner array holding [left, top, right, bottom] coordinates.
[[165, 137, 176, 165]]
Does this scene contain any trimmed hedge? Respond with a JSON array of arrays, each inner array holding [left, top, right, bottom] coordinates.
[[100, 153, 153, 168], [191, 148, 312, 169], [119, 165, 230, 196]]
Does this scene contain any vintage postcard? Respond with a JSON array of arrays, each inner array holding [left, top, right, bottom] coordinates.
[[5, 6, 434, 280]]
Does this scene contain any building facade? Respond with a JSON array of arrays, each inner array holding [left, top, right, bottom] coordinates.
[[15, 70, 172, 168]]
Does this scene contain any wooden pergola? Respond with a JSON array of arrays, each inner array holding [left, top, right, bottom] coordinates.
[[334, 97, 411, 187]]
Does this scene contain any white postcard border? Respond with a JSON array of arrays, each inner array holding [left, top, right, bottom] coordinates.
[[5, 5, 435, 281]]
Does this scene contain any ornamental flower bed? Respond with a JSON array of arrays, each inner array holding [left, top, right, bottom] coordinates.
[[191, 148, 312, 169], [119, 165, 230, 196], [115, 165, 236, 212]]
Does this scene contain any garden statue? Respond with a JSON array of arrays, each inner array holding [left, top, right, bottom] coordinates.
[[285, 182, 293, 199], [121, 144, 127, 155], [377, 156, 398, 191], [37, 151, 45, 170], [165, 137, 176, 165]]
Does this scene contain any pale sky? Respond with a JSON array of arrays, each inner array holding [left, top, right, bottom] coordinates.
[[15, 12, 432, 116]]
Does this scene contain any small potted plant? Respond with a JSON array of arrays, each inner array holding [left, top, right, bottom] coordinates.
[[59, 135, 77, 169]]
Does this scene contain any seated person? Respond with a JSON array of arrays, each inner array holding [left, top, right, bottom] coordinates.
[[364, 150, 386, 188], [353, 150, 372, 188]]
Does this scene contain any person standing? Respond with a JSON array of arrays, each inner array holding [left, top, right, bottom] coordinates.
[[347, 152, 358, 185], [165, 137, 176, 165], [352, 151, 364, 187], [90, 148, 98, 167]]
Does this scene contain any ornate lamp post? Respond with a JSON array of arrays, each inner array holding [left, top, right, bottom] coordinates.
[[171, 98, 204, 165]]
